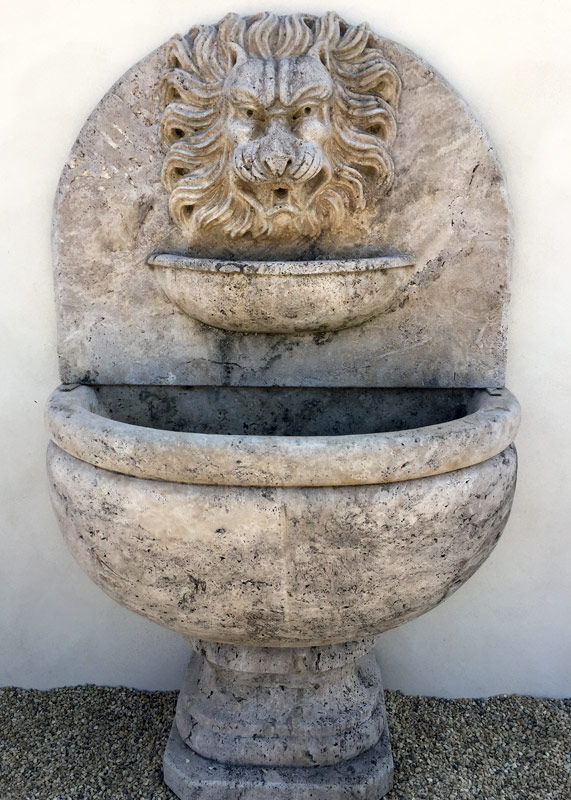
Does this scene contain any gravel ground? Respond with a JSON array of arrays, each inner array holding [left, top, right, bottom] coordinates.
[[0, 687, 569, 799]]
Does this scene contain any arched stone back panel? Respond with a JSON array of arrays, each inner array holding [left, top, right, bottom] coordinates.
[[53, 13, 511, 387]]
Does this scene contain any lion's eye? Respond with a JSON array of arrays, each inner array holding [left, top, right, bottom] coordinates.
[[292, 106, 316, 122], [239, 107, 265, 124]]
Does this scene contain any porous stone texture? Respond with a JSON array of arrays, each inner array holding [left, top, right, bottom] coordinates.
[[46, 14, 520, 800], [53, 13, 512, 388], [47, 433, 517, 646], [176, 640, 384, 766], [164, 641, 393, 798], [148, 254, 416, 334], [164, 717, 393, 800], [46, 384, 520, 487]]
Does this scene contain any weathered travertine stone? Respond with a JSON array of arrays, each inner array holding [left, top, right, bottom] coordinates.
[[164, 640, 393, 798], [159, 15, 401, 242], [53, 11, 512, 387], [176, 640, 383, 766], [47, 13, 520, 800], [148, 254, 416, 333], [46, 385, 518, 646], [164, 713, 393, 800], [46, 384, 519, 487]]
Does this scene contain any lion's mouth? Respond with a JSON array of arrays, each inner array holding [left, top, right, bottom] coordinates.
[[234, 182, 299, 217], [237, 169, 329, 218], [273, 186, 289, 203], [268, 186, 297, 216]]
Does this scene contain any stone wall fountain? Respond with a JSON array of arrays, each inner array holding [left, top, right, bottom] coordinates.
[[46, 12, 520, 798]]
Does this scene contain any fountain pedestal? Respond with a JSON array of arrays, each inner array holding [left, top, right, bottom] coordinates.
[[164, 638, 392, 799]]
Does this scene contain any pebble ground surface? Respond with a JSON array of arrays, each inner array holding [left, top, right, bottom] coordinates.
[[0, 687, 569, 799]]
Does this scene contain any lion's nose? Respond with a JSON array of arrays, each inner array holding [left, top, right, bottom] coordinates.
[[259, 118, 296, 179], [262, 153, 292, 178]]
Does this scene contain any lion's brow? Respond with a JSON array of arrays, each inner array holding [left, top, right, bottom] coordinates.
[[286, 82, 332, 108], [227, 87, 263, 107]]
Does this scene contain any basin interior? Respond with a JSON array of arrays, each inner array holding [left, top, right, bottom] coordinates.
[[93, 386, 479, 437]]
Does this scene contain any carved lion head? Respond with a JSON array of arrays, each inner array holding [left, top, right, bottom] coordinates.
[[160, 12, 401, 239]]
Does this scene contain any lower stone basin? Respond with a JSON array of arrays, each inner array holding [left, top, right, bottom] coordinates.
[[46, 385, 519, 647]]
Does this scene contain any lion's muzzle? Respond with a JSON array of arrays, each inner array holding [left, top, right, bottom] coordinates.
[[233, 118, 324, 186]]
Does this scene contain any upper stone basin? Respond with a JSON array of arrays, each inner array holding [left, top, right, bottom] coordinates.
[[46, 385, 519, 646], [147, 254, 416, 333]]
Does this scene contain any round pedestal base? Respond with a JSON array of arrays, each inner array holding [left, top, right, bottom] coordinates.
[[164, 716, 393, 800], [164, 639, 393, 799]]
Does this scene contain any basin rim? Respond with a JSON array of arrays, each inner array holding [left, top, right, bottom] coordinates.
[[147, 253, 416, 277], [46, 385, 520, 487]]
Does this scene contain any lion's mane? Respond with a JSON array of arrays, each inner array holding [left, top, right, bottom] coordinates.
[[160, 12, 401, 239]]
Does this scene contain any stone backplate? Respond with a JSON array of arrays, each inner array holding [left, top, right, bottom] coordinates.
[[54, 21, 511, 388]]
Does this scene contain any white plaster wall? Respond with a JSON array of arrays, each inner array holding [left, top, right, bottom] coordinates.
[[1, 0, 570, 697]]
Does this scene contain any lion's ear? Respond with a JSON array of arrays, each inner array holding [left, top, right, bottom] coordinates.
[[228, 42, 248, 68]]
